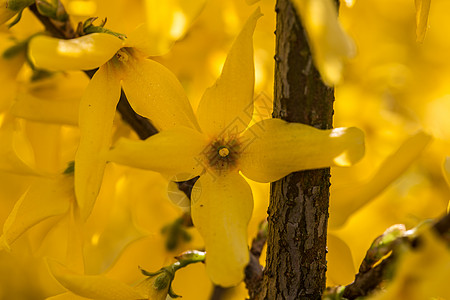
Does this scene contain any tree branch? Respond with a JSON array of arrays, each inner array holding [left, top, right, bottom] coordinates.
[[257, 0, 334, 298], [245, 220, 268, 299]]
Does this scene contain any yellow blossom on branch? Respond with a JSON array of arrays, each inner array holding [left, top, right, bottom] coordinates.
[[27, 12, 201, 220], [107, 8, 364, 286]]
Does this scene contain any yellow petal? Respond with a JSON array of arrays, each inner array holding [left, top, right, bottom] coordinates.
[[25, 123, 61, 173], [326, 234, 356, 286], [329, 131, 431, 229], [125, 24, 171, 57], [47, 259, 144, 300], [191, 172, 253, 287], [0, 116, 38, 175], [75, 64, 121, 220], [46, 292, 90, 300], [121, 56, 199, 131], [12, 72, 88, 125], [292, 0, 355, 85], [83, 181, 147, 274], [12, 90, 79, 126], [28, 33, 123, 71], [239, 118, 365, 182], [196, 8, 262, 138], [108, 127, 207, 178], [1, 176, 72, 250], [415, 0, 431, 43]]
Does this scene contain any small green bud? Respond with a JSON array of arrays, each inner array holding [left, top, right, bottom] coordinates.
[[35, 0, 68, 22], [36, 0, 56, 17], [55, 0, 68, 21]]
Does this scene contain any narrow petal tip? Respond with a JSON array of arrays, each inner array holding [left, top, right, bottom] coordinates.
[[331, 126, 365, 167]]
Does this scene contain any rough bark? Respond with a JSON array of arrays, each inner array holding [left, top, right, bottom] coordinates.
[[258, 0, 335, 299]]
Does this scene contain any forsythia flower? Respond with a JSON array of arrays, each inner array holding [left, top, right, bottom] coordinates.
[[107, 8, 364, 286], [291, 0, 355, 85], [28, 19, 199, 220]]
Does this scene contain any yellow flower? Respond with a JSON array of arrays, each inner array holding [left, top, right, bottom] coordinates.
[[291, 0, 356, 85], [27, 8, 202, 219], [107, 8, 364, 286]]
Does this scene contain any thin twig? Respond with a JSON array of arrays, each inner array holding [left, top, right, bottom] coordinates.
[[245, 220, 268, 299]]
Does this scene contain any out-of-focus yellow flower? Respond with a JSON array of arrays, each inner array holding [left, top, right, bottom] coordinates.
[[0, 175, 72, 251], [330, 131, 432, 229], [47, 259, 146, 300], [0, 35, 26, 112], [291, 0, 355, 85], [0, 115, 37, 175], [143, 0, 206, 55], [415, 0, 431, 42], [107, 8, 364, 287], [368, 230, 450, 300], [11, 72, 89, 126]]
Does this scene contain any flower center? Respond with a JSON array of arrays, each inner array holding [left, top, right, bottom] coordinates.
[[116, 48, 129, 62], [218, 147, 230, 157], [205, 138, 240, 174]]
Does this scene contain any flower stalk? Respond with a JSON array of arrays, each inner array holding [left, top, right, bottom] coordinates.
[[140, 250, 206, 298]]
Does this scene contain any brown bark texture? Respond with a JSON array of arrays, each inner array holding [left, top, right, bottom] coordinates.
[[258, 0, 335, 299]]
